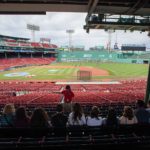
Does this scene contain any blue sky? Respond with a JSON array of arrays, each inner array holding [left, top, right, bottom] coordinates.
[[0, 12, 150, 50]]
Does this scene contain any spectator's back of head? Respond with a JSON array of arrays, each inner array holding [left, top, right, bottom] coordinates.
[[66, 85, 71, 90], [136, 100, 145, 108], [16, 107, 27, 120], [72, 103, 82, 121], [123, 106, 134, 120], [30, 107, 49, 127], [73, 103, 82, 113], [3, 104, 15, 115], [147, 100, 150, 108], [107, 107, 117, 120], [135, 100, 150, 124], [56, 104, 63, 112], [91, 106, 100, 119], [106, 107, 118, 126]]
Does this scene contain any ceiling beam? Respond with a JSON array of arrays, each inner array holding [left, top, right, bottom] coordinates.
[[87, 0, 93, 11], [95, 24, 101, 29], [0, 11, 46, 15], [125, 0, 149, 15], [86, 0, 99, 23], [127, 26, 135, 30], [0, 3, 87, 13], [85, 0, 99, 33]]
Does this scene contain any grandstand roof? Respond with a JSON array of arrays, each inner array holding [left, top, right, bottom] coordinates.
[[0, 1, 149, 33], [0, 35, 29, 41], [0, 0, 149, 15]]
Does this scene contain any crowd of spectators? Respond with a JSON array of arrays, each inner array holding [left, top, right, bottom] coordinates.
[[0, 100, 150, 128]]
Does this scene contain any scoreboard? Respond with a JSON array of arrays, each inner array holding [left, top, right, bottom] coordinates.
[[121, 44, 146, 51]]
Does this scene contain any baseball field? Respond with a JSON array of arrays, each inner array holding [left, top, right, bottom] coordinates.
[[0, 62, 148, 81]]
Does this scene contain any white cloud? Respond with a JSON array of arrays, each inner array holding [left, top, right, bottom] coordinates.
[[0, 12, 149, 49]]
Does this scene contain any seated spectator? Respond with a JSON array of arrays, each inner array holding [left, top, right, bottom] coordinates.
[[146, 101, 150, 123], [51, 104, 68, 127], [14, 107, 30, 127], [0, 104, 15, 127], [30, 108, 50, 128], [68, 103, 86, 126], [120, 106, 137, 125], [12, 92, 16, 97], [86, 106, 103, 126], [103, 107, 119, 126], [135, 100, 150, 124], [146, 101, 150, 113]]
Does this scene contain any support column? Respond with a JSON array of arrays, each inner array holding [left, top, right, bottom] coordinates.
[[145, 64, 150, 104], [5, 52, 7, 59], [18, 53, 20, 58]]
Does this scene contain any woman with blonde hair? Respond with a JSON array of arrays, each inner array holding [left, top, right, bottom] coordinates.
[[120, 106, 137, 125], [0, 103, 15, 127]]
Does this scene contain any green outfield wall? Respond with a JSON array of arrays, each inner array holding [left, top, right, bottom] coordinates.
[[57, 50, 150, 64], [57, 50, 118, 62]]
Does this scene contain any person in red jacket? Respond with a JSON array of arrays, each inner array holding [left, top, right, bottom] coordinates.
[[61, 85, 74, 113]]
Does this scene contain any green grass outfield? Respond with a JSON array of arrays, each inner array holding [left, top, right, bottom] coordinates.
[[0, 62, 148, 81]]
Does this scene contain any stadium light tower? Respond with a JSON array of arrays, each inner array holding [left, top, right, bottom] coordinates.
[[66, 29, 74, 51], [106, 30, 115, 52], [27, 24, 40, 42]]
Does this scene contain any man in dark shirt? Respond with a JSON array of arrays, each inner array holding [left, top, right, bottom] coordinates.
[[51, 104, 68, 127], [134, 100, 150, 124]]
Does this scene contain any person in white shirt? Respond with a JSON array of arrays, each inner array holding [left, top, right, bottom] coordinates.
[[68, 103, 86, 126], [86, 106, 103, 127], [120, 106, 138, 125]]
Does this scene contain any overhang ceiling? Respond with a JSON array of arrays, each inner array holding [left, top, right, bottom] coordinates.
[[0, 0, 149, 15]]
